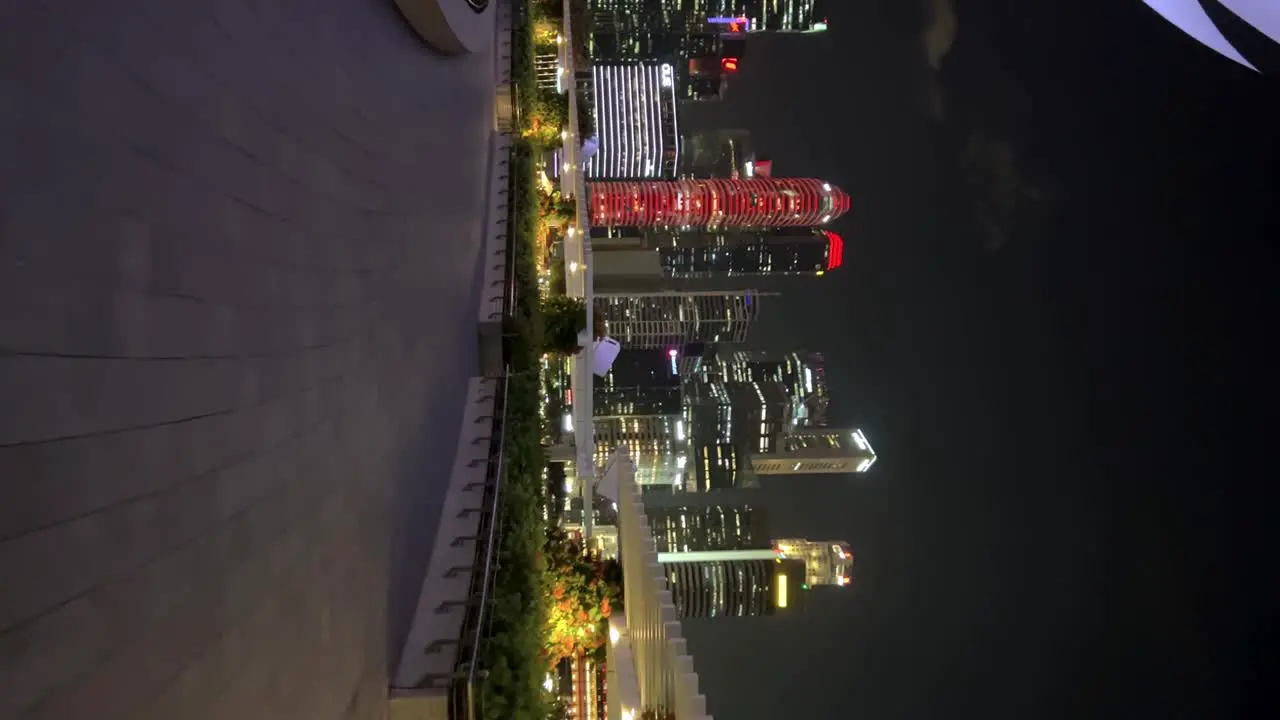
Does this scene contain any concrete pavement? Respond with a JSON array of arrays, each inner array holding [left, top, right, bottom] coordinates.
[[0, 1, 494, 718]]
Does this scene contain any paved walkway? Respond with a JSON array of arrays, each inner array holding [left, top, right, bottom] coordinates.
[[0, 1, 494, 718]]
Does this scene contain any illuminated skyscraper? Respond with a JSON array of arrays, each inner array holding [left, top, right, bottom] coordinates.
[[592, 414, 686, 488], [587, 177, 850, 229], [683, 348, 830, 491], [659, 550, 807, 618], [656, 228, 843, 278], [592, 348, 688, 488], [595, 290, 764, 348], [594, 348, 682, 417], [750, 427, 879, 476], [774, 538, 854, 587], [584, 61, 682, 179], [585, 2, 828, 103], [647, 501, 771, 552], [679, 127, 754, 177], [589, 227, 844, 293], [587, 1, 829, 37], [708, 0, 829, 32], [586, 1, 726, 61]]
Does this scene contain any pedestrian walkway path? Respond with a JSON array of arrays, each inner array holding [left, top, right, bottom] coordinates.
[[0, 1, 496, 718]]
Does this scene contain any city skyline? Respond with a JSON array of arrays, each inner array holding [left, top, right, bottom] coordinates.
[[3, 1, 1272, 719], [569, 9, 874, 714]]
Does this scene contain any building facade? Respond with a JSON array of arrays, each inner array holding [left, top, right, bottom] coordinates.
[[774, 538, 854, 587], [750, 427, 879, 476], [587, 177, 850, 229], [703, 0, 830, 33], [679, 127, 754, 177], [587, 1, 829, 38], [684, 348, 832, 490], [592, 414, 687, 488], [656, 227, 843, 277], [584, 61, 682, 179], [595, 290, 763, 348], [659, 550, 807, 618], [588, 227, 843, 293], [647, 501, 771, 553], [594, 348, 683, 416]]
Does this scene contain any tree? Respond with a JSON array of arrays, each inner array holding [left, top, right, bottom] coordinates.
[[541, 295, 586, 355], [540, 527, 621, 667], [547, 699, 572, 720], [533, 18, 559, 45], [523, 90, 570, 147], [538, 191, 576, 226]]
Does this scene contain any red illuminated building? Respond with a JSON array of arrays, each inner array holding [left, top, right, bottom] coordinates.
[[587, 177, 850, 230], [822, 230, 843, 270]]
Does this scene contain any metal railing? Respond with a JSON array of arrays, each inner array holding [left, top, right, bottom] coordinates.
[[607, 448, 713, 720], [445, 369, 510, 720], [442, 4, 521, 718]]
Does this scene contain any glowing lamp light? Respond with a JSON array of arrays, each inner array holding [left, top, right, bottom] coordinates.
[[720, 57, 740, 73], [609, 625, 621, 646]]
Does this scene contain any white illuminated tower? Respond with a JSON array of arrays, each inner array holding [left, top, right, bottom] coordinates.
[[584, 61, 682, 179], [749, 427, 878, 476]]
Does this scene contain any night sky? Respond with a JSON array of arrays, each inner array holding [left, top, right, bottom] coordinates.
[[678, 2, 1278, 718]]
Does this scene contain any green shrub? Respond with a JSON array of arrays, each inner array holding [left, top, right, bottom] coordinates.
[[475, 10, 553, 717], [542, 295, 586, 355]]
